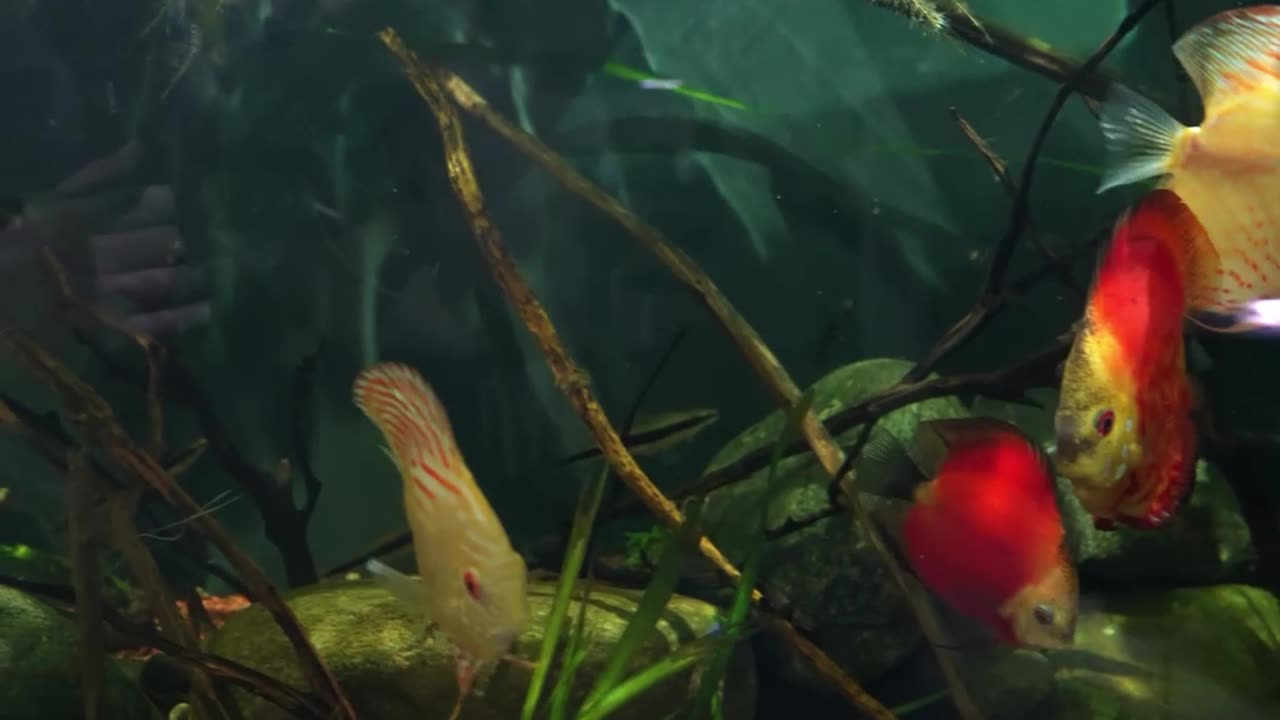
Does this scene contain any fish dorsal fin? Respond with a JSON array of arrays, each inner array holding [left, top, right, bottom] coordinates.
[[916, 418, 1047, 473], [1173, 7, 1280, 112], [852, 426, 929, 501], [1130, 189, 1220, 306]]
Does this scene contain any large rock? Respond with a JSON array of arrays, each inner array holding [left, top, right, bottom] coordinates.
[[702, 357, 969, 685], [1053, 585, 1280, 719], [205, 578, 755, 720], [0, 585, 161, 720], [973, 392, 1256, 587]]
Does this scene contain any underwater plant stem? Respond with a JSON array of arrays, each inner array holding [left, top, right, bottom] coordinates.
[[982, 0, 1165, 301], [38, 249, 167, 455], [68, 307, 325, 584], [948, 108, 1082, 297], [380, 28, 898, 720], [0, 329, 358, 720], [864, 0, 1117, 101], [65, 449, 106, 720]]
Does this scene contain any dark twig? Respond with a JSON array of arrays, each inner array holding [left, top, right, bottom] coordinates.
[[290, 343, 325, 522], [66, 449, 106, 720], [949, 109, 1084, 296], [865, 0, 1120, 101], [80, 338, 321, 588], [40, 248, 167, 455]]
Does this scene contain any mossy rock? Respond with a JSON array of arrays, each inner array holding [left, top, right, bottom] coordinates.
[[205, 578, 756, 719], [702, 357, 969, 686], [1053, 584, 1280, 719], [0, 585, 161, 720]]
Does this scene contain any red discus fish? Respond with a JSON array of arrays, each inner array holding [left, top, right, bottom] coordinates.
[[1054, 190, 1214, 529], [353, 362, 530, 720], [857, 418, 1078, 648]]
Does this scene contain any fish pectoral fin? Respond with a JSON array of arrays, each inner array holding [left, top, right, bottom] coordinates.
[[853, 427, 928, 501], [366, 558, 429, 607], [1096, 84, 1186, 194], [1173, 7, 1280, 111]]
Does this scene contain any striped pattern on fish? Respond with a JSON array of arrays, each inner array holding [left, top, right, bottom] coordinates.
[[353, 362, 529, 678]]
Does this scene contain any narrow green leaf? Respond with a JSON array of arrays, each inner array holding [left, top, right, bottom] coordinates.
[[685, 389, 816, 719], [522, 464, 610, 720], [579, 499, 705, 713], [577, 636, 725, 720]]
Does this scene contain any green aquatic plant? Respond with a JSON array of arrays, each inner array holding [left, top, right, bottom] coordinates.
[[686, 388, 814, 720], [577, 498, 706, 717], [601, 62, 748, 110], [521, 463, 610, 720], [622, 525, 672, 569]]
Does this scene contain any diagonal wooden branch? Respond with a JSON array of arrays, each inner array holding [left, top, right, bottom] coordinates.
[[864, 0, 1120, 101], [380, 28, 900, 719], [0, 329, 357, 720]]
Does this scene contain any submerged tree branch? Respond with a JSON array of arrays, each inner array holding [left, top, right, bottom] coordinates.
[[0, 329, 357, 719], [864, 0, 1119, 101], [379, 28, 900, 720], [75, 328, 322, 588]]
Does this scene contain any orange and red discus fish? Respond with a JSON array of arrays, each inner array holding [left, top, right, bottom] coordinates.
[[353, 362, 529, 716], [1054, 191, 1211, 530], [1098, 4, 1280, 325], [859, 418, 1078, 648], [1057, 5, 1280, 528]]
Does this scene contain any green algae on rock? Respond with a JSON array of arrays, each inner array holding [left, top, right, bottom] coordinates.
[[701, 357, 971, 685], [1053, 584, 1280, 720], [204, 578, 755, 719], [0, 585, 161, 720]]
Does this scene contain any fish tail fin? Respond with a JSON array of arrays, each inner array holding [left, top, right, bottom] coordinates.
[[1097, 84, 1188, 195], [366, 558, 429, 608], [1173, 7, 1280, 112], [353, 362, 471, 500]]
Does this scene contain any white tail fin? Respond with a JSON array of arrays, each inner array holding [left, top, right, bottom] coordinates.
[[1097, 84, 1187, 195], [366, 558, 428, 608]]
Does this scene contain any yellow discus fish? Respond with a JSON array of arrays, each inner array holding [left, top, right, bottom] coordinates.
[[1097, 4, 1280, 326], [353, 362, 529, 715]]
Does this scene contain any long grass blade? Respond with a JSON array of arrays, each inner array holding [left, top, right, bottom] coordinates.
[[579, 498, 704, 713], [686, 388, 816, 719], [549, 576, 596, 720], [522, 464, 610, 719], [577, 635, 724, 720]]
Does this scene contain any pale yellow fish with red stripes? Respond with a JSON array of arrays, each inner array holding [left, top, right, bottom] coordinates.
[[353, 362, 529, 702], [1096, 4, 1280, 329]]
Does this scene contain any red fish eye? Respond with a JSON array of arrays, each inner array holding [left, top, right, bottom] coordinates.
[[1094, 409, 1115, 437], [463, 570, 482, 600]]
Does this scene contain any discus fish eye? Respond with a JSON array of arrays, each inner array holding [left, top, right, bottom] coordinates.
[[1033, 603, 1055, 626], [1094, 409, 1115, 437], [463, 570, 483, 601]]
